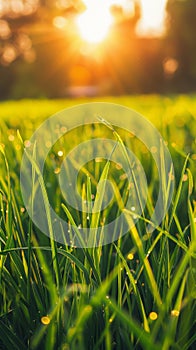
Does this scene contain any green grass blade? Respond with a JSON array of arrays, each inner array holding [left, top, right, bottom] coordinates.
[[0, 320, 26, 350]]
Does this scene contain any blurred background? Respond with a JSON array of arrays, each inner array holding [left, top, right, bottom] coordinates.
[[0, 0, 196, 100]]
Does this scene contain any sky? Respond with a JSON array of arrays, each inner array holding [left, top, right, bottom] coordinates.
[[81, 0, 168, 37], [138, 0, 167, 36], [76, 0, 168, 43]]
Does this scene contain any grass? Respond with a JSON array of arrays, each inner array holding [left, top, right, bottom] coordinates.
[[0, 95, 196, 349]]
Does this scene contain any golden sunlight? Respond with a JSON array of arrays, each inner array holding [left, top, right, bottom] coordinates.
[[76, 1, 113, 44], [76, 0, 167, 43], [137, 0, 167, 36]]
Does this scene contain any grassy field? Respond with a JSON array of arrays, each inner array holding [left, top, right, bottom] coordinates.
[[0, 95, 196, 350]]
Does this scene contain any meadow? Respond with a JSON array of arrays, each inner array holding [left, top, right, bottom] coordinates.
[[0, 95, 196, 350]]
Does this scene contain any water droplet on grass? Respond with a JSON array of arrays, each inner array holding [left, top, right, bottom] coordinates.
[[149, 312, 158, 320], [171, 310, 180, 317], [8, 135, 15, 142], [58, 150, 64, 157], [41, 316, 50, 325], [127, 253, 134, 260], [54, 167, 61, 174]]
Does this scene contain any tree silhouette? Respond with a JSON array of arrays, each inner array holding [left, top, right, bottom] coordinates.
[[166, 0, 196, 91]]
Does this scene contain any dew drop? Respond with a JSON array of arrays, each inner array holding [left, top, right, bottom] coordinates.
[[149, 312, 158, 320], [171, 309, 180, 317], [58, 150, 64, 157], [41, 316, 50, 325]]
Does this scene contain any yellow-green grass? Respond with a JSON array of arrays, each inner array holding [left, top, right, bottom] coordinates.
[[0, 95, 195, 350]]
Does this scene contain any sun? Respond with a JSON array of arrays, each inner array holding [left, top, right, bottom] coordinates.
[[76, 1, 113, 44], [76, 0, 167, 43]]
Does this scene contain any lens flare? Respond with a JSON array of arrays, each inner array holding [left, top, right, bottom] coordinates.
[[76, 2, 113, 44]]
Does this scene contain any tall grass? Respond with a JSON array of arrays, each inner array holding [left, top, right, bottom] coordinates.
[[0, 96, 196, 349]]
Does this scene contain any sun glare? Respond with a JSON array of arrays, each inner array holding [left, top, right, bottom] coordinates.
[[76, 1, 113, 44], [76, 0, 167, 43], [137, 0, 167, 36]]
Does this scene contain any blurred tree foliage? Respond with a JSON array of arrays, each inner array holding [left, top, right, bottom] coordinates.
[[166, 0, 196, 91], [0, 0, 195, 99]]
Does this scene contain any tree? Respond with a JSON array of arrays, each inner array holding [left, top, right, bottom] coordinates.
[[166, 0, 196, 91], [0, 0, 143, 98], [0, 0, 82, 98]]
